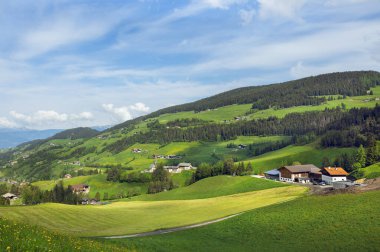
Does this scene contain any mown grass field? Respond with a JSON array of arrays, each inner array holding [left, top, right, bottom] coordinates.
[[245, 143, 356, 173], [32, 174, 148, 199], [0, 186, 306, 237], [131, 176, 286, 201], [0, 218, 124, 252], [108, 190, 380, 252], [361, 162, 380, 179]]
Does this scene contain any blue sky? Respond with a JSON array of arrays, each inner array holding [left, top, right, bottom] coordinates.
[[0, 0, 379, 129]]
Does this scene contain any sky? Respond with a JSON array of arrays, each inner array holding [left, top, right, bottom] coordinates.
[[0, 0, 380, 130]]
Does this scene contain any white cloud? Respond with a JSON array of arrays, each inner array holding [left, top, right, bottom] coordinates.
[[201, 0, 246, 9], [102, 102, 150, 122], [9, 110, 93, 126], [102, 104, 133, 121], [12, 5, 129, 60], [258, 0, 305, 21], [239, 9, 256, 25], [0, 117, 17, 128], [130, 102, 150, 113]]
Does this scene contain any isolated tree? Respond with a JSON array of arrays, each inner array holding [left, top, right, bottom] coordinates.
[[321, 157, 331, 168], [246, 162, 253, 173], [341, 153, 353, 172], [355, 145, 366, 168], [0, 184, 7, 195], [103, 192, 109, 201], [366, 145, 378, 166], [223, 159, 234, 175], [95, 192, 101, 201], [292, 161, 301, 166]]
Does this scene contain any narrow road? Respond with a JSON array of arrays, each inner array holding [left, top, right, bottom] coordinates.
[[101, 213, 242, 239]]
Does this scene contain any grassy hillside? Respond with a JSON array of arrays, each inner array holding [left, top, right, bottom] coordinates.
[[2, 75, 379, 181], [32, 174, 148, 199], [361, 162, 380, 179], [132, 176, 286, 201], [0, 218, 124, 252], [0, 186, 305, 237], [245, 143, 356, 173], [109, 190, 380, 252]]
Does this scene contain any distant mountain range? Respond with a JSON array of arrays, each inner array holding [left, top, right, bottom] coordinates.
[[0, 128, 62, 149], [0, 125, 110, 149]]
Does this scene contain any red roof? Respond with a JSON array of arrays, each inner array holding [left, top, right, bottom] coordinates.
[[322, 167, 348, 176]]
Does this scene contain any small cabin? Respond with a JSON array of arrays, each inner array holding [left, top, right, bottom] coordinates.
[[71, 184, 90, 194]]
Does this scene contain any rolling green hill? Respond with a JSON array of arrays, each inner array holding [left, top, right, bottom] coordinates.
[[361, 162, 380, 179], [0, 186, 306, 237], [107, 190, 380, 252], [131, 176, 286, 201], [1, 71, 379, 182], [245, 143, 356, 173], [0, 218, 124, 252]]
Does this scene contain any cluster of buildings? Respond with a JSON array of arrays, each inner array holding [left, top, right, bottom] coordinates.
[[152, 154, 182, 159], [264, 164, 349, 185], [144, 162, 194, 173]]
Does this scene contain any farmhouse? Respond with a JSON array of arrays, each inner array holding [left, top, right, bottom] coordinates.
[[1, 193, 18, 200], [164, 165, 180, 173], [278, 164, 321, 183], [71, 184, 90, 194], [177, 163, 193, 170], [132, 148, 142, 153], [321, 167, 348, 185], [264, 169, 280, 180], [64, 174, 72, 179], [145, 163, 194, 173]]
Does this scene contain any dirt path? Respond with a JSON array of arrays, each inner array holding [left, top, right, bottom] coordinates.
[[100, 213, 242, 239]]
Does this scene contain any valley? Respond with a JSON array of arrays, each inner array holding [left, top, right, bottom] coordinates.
[[1, 71, 380, 251]]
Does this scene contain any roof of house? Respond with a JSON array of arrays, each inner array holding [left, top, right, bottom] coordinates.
[[280, 164, 320, 174], [264, 169, 280, 176], [322, 167, 348, 176], [2, 193, 16, 198], [178, 163, 192, 167], [71, 184, 89, 190]]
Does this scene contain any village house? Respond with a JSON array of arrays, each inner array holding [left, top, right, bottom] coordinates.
[[132, 148, 142, 153], [164, 165, 180, 173], [2, 193, 18, 200], [71, 184, 90, 194], [145, 162, 194, 173], [321, 167, 348, 185], [278, 164, 321, 183], [264, 169, 280, 180], [177, 163, 193, 170], [64, 174, 72, 179]]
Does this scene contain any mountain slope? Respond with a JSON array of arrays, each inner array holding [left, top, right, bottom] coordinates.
[[1, 71, 379, 181]]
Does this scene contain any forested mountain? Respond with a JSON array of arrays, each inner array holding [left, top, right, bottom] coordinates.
[[1, 71, 380, 181], [50, 127, 99, 140], [112, 71, 380, 130]]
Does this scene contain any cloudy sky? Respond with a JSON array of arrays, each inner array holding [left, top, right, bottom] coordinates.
[[0, 0, 379, 129]]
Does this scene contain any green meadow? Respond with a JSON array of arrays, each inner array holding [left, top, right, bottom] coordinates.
[[32, 174, 148, 199], [0, 218, 124, 252], [361, 162, 380, 179], [0, 186, 306, 237], [244, 143, 356, 173], [109, 190, 380, 252], [132, 176, 286, 201]]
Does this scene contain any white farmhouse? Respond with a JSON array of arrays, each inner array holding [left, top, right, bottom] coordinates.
[[321, 167, 348, 185]]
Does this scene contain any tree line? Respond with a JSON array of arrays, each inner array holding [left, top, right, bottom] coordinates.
[[106, 105, 380, 153]]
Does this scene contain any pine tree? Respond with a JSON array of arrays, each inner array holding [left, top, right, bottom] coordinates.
[[321, 157, 330, 168], [356, 144, 366, 168], [95, 192, 101, 201]]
